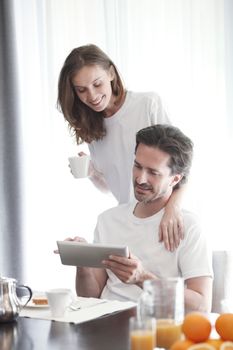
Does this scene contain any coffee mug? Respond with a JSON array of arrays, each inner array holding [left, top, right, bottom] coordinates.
[[68, 155, 90, 179], [45, 288, 72, 318]]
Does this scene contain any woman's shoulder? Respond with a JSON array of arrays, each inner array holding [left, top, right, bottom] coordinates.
[[127, 90, 162, 102], [125, 91, 164, 110]]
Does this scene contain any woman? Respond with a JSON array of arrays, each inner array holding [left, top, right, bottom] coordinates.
[[57, 44, 185, 251]]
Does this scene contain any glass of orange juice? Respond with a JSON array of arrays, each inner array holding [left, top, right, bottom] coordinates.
[[156, 318, 182, 349], [138, 278, 184, 349], [129, 316, 156, 350]]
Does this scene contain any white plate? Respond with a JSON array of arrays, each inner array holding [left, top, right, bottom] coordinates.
[[26, 301, 49, 309]]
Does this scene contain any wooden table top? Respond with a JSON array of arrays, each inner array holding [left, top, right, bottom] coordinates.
[[0, 307, 136, 350]]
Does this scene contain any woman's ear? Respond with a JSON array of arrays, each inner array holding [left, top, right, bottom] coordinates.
[[109, 65, 115, 81]]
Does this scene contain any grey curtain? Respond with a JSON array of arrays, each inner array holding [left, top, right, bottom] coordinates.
[[225, 0, 233, 135], [0, 0, 24, 280]]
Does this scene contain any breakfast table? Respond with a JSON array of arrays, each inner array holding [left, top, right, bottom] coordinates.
[[0, 286, 221, 350], [0, 306, 136, 350]]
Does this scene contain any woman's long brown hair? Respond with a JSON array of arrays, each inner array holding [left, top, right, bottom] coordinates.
[[57, 44, 125, 144]]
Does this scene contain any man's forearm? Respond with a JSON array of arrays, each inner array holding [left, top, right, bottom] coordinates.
[[76, 267, 105, 298], [184, 288, 212, 313]]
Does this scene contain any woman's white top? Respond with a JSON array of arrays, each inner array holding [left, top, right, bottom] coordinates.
[[88, 91, 170, 204]]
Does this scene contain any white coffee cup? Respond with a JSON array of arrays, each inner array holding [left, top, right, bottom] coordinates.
[[68, 155, 90, 179], [45, 288, 72, 318]]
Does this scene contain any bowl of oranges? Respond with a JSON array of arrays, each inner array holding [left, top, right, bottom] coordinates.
[[170, 312, 233, 350]]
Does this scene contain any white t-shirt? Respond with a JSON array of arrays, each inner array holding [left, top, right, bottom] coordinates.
[[88, 91, 170, 204], [94, 201, 213, 302]]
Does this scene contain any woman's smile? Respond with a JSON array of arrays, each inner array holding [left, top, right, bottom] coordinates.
[[89, 95, 105, 109]]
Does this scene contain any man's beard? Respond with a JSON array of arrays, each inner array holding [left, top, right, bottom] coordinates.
[[136, 192, 158, 204], [133, 180, 167, 204], [134, 181, 157, 204]]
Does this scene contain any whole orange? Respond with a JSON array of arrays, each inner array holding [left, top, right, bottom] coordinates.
[[215, 314, 233, 341], [170, 339, 194, 350], [182, 312, 212, 342]]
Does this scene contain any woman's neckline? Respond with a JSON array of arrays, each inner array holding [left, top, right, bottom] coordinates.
[[103, 90, 127, 118]]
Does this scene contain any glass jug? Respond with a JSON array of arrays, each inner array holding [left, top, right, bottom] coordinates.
[[138, 277, 184, 349]]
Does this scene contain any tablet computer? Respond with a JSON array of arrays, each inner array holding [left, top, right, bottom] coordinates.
[[57, 241, 129, 268]]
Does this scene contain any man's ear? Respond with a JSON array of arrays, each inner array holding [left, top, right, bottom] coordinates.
[[170, 174, 183, 188]]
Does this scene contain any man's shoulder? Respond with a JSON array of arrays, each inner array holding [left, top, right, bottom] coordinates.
[[182, 208, 199, 220], [98, 202, 132, 220], [181, 208, 203, 239], [182, 208, 200, 225]]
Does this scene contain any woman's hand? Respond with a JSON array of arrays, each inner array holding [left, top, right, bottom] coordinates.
[[159, 205, 184, 251]]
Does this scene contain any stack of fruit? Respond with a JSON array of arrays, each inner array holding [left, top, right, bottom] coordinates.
[[170, 312, 233, 350]]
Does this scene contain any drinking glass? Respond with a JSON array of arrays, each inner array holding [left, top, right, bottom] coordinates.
[[129, 316, 156, 350], [138, 277, 184, 349]]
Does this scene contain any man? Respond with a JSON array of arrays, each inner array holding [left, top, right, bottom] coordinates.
[[75, 124, 213, 312]]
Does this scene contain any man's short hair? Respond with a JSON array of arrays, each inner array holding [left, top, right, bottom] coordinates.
[[135, 124, 194, 189]]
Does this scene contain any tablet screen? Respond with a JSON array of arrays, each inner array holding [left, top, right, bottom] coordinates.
[[57, 241, 129, 268]]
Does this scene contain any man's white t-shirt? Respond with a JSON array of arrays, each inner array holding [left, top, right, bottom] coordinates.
[[94, 201, 213, 302], [88, 91, 170, 204]]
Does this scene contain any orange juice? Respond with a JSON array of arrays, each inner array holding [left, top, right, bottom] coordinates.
[[130, 330, 156, 350], [156, 319, 182, 349]]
